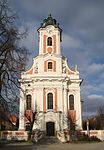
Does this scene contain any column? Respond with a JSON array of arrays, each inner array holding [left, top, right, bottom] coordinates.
[[19, 90, 25, 130], [63, 84, 68, 130], [76, 90, 82, 130], [58, 87, 63, 131], [33, 88, 36, 112]]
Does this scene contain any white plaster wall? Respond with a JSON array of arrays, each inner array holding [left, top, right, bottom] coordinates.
[[19, 72, 82, 131], [68, 81, 82, 130], [35, 88, 40, 112], [57, 87, 63, 111], [34, 55, 62, 75], [19, 22, 82, 132], [44, 112, 61, 131], [38, 26, 61, 55]]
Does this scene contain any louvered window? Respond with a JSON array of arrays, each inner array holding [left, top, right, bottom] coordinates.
[[47, 37, 52, 46]]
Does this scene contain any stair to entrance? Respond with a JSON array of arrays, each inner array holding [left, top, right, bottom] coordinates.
[[37, 136, 60, 145]]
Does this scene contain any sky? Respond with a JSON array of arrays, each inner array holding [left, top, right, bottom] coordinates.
[[9, 0, 104, 117]]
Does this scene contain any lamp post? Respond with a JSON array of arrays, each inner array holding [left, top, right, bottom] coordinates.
[[87, 119, 90, 137]]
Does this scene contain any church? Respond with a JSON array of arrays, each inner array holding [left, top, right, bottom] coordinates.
[[19, 15, 82, 136]]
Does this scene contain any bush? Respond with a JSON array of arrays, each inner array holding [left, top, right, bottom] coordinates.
[[89, 136, 101, 142], [70, 131, 101, 142]]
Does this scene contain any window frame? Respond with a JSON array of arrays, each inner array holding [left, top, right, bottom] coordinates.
[[69, 95, 74, 110], [47, 37, 52, 46], [47, 93, 53, 109], [48, 62, 53, 69], [26, 94, 32, 110]]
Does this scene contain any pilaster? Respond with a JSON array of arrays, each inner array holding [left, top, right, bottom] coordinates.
[[63, 83, 68, 130], [19, 90, 25, 131]]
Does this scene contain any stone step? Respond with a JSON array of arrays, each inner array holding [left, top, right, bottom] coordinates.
[[37, 136, 60, 144]]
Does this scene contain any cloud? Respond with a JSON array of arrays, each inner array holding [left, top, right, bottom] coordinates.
[[88, 94, 104, 101], [18, 21, 40, 69], [87, 63, 104, 74], [100, 73, 104, 80], [10, 0, 104, 39], [81, 85, 97, 96], [9, 0, 104, 117], [20, 25, 36, 51], [82, 94, 104, 117], [81, 82, 104, 102], [62, 34, 83, 49]]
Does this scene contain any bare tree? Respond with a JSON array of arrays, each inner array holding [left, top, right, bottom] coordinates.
[[0, 0, 29, 116], [96, 105, 104, 129], [25, 111, 37, 131], [83, 105, 104, 130]]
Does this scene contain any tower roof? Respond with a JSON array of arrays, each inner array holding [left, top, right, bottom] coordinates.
[[38, 14, 62, 31]]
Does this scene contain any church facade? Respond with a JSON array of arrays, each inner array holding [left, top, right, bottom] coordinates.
[[19, 15, 82, 136]]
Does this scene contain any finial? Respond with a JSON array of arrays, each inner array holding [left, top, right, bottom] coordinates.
[[75, 65, 78, 71], [48, 14, 52, 17]]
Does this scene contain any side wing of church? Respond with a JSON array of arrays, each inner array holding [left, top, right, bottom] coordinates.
[[19, 15, 83, 135]]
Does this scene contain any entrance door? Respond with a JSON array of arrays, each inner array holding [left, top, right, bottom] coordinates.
[[46, 122, 55, 136]]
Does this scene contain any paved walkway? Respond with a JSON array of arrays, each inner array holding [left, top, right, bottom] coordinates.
[[0, 138, 104, 150]]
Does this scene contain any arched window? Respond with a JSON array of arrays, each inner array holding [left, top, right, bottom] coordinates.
[[47, 37, 52, 46], [47, 93, 53, 109], [48, 62, 52, 69], [26, 94, 31, 110], [69, 95, 74, 110]]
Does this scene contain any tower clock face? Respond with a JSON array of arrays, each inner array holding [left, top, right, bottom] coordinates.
[[47, 29, 53, 34], [46, 27, 53, 34], [49, 30, 53, 34]]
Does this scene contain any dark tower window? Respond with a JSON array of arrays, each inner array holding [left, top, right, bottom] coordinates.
[[48, 62, 52, 69], [69, 95, 74, 110], [26, 94, 31, 110], [47, 93, 53, 109], [47, 37, 52, 46]]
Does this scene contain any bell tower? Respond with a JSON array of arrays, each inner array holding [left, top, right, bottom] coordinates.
[[37, 14, 62, 55]]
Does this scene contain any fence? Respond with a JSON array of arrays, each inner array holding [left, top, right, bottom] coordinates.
[[0, 130, 104, 141], [81, 130, 104, 141], [0, 131, 29, 141]]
